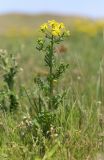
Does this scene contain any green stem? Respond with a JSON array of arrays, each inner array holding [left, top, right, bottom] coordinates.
[[49, 35, 54, 110]]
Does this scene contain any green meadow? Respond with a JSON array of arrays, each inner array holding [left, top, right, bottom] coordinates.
[[0, 14, 104, 160]]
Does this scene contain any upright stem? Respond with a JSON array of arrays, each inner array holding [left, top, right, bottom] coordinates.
[[49, 35, 54, 110]]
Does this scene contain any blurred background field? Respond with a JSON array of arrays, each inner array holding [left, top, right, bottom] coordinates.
[[0, 13, 104, 37], [0, 13, 104, 95]]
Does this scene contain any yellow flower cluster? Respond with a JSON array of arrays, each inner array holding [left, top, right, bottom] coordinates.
[[40, 20, 70, 37]]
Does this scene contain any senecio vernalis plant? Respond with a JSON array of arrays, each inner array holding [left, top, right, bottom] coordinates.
[[36, 20, 70, 111]]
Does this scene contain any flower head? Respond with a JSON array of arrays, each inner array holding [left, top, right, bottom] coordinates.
[[59, 23, 65, 29], [40, 23, 48, 32], [40, 20, 70, 38], [52, 26, 61, 36], [48, 20, 58, 28]]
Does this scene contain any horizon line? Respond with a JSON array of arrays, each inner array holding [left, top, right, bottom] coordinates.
[[0, 11, 104, 19]]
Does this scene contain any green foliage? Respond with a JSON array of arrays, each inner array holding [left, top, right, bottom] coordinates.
[[0, 50, 19, 112]]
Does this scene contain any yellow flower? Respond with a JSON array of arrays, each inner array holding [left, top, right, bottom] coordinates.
[[59, 23, 65, 29], [40, 23, 48, 31], [52, 27, 61, 36], [52, 31, 58, 36], [40, 20, 70, 38], [48, 20, 58, 27]]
